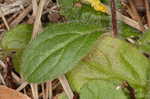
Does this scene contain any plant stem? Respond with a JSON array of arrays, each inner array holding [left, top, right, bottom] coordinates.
[[122, 81, 136, 99], [110, 0, 117, 37]]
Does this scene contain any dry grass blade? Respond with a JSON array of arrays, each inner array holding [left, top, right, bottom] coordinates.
[[0, 60, 7, 75], [107, 6, 148, 31], [1, 16, 10, 30], [45, 81, 52, 99], [30, 84, 38, 99], [32, 0, 38, 17], [0, 73, 6, 85], [116, 12, 148, 31], [0, 8, 9, 30], [32, 0, 46, 38], [11, 72, 22, 83], [16, 82, 28, 91], [59, 75, 74, 99], [0, 60, 6, 69], [41, 83, 46, 99]]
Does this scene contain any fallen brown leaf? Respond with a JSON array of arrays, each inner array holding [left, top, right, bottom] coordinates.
[[0, 85, 31, 99]]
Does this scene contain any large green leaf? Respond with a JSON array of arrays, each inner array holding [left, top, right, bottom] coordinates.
[[80, 80, 128, 99], [21, 23, 103, 83], [67, 36, 149, 98], [1, 24, 32, 50]]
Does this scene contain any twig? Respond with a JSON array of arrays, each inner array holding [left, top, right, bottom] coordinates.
[[7, 12, 20, 22], [128, 0, 145, 32], [0, 12, 19, 29], [59, 75, 74, 99], [1, 16, 10, 30], [144, 0, 150, 27], [122, 81, 136, 99], [0, 0, 30, 17], [126, 5, 136, 20], [0, 8, 10, 30], [110, 0, 117, 37], [10, 5, 32, 27]]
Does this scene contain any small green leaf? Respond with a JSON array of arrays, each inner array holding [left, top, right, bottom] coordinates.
[[56, 93, 68, 99], [58, 0, 77, 8], [138, 29, 150, 54], [80, 80, 128, 99], [1, 24, 32, 50], [12, 50, 23, 72], [21, 23, 103, 83], [78, 5, 110, 28], [60, 3, 110, 29], [67, 36, 149, 98], [119, 22, 141, 38]]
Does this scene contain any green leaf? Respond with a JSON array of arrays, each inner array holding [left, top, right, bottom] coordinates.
[[60, 3, 110, 29], [119, 22, 141, 38], [58, 0, 77, 8], [80, 80, 128, 99], [12, 50, 23, 72], [138, 29, 150, 54], [21, 23, 103, 83], [1, 24, 32, 50], [67, 36, 149, 98], [56, 93, 68, 99], [78, 5, 110, 28]]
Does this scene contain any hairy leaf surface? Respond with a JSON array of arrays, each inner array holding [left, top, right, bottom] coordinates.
[[60, 2, 110, 29], [21, 23, 103, 83]]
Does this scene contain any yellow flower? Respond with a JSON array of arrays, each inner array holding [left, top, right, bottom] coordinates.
[[81, 0, 108, 13]]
